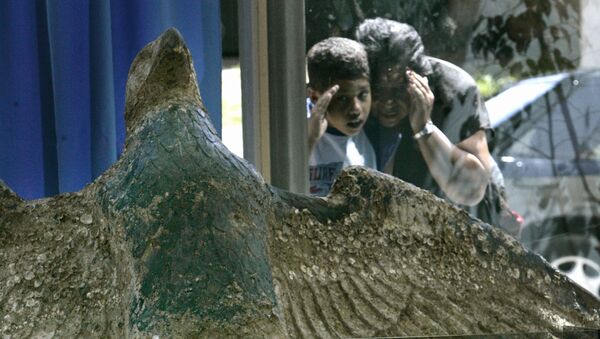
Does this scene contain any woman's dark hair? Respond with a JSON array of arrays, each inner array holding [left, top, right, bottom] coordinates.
[[356, 18, 432, 82], [307, 37, 370, 92]]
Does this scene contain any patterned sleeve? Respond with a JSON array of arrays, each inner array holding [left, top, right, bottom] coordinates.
[[429, 58, 491, 144], [457, 83, 491, 142]]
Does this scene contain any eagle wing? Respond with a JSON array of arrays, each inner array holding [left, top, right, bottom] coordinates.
[[269, 167, 600, 337]]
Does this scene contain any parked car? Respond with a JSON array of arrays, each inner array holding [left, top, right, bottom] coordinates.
[[486, 70, 600, 298]]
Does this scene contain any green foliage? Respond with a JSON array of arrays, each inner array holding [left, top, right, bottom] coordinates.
[[475, 74, 517, 100], [305, 0, 468, 61], [306, 0, 581, 79], [471, 0, 579, 77]]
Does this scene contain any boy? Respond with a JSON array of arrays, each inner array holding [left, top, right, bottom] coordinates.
[[306, 37, 376, 196]]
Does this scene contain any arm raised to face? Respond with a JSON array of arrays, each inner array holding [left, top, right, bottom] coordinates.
[[407, 69, 491, 206]]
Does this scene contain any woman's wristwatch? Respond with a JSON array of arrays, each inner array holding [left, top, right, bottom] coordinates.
[[413, 120, 436, 140]]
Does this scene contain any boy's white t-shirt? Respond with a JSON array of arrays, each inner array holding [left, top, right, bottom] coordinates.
[[309, 130, 376, 196]]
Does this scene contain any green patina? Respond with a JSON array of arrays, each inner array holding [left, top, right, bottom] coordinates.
[[99, 104, 276, 330]]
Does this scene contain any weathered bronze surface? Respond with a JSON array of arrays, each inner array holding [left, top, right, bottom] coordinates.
[[1, 28, 598, 338]]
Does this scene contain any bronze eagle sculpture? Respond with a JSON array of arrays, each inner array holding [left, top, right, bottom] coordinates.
[[1, 28, 598, 338]]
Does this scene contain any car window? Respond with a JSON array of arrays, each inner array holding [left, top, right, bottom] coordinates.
[[501, 74, 600, 160]]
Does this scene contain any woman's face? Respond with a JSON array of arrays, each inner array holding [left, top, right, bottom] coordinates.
[[371, 62, 410, 128]]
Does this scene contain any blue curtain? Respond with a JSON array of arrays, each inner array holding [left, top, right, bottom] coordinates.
[[0, 0, 222, 199]]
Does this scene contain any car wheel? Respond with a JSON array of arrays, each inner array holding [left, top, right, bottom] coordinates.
[[535, 234, 600, 298]]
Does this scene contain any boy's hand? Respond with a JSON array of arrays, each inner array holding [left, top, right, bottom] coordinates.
[[308, 85, 339, 151], [406, 69, 434, 132]]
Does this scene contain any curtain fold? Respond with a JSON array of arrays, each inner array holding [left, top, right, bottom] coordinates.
[[0, 0, 222, 199], [90, 0, 117, 180]]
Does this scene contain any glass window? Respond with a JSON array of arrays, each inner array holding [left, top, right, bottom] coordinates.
[[305, 0, 600, 309]]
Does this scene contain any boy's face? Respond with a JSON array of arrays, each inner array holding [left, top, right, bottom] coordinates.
[[371, 62, 410, 128], [317, 78, 371, 136]]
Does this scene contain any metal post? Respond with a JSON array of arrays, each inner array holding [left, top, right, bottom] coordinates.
[[266, 0, 308, 193], [238, 0, 271, 182]]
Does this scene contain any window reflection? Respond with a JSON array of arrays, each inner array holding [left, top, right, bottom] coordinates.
[[305, 0, 600, 299]]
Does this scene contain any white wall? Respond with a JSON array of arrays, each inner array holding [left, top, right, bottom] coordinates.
[[580, 0, 600, 68]]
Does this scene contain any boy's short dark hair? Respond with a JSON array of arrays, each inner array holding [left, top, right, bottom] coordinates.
[[307, 37, 370, 92]]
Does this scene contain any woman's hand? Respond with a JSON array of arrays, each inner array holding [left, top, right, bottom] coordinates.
[[406, 69, 434, 133]]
